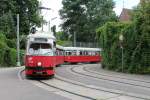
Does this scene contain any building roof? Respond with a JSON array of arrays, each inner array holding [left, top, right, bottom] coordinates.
[[119, 8, 132, 22], [140, 0, 149, 3]]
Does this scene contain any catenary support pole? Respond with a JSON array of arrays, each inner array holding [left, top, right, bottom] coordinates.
[[122, 47, 124, 72], [74, 32, 76, 47], [17, 14, 20, 66]]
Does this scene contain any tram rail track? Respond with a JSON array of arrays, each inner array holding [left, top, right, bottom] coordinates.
[[55, 76, 122, 95], [19, 69, 95, 100], [67, 65, 150, 100], [19, 65, 150, 100], [84, 65, 150, 84], [70, 65, 150, 89], [39, 75, 150, 100], [38, 80, 96, 100]]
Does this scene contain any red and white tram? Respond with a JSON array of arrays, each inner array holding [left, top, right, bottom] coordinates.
[[64, 47, 101, 63], [25, 31, 57, 78], [55, 45, 64, 67], [24, 31, 102, 78]]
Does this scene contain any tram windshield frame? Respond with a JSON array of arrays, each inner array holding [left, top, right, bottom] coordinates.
[[28, 42, 53, 56]]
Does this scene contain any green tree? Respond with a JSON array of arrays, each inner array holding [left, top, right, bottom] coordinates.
[[0, 0, 42, 38], [60, 0, 117, 42], [130, 0, 150, 73], [0, 0, 41, 66], [85, 0, 117, 42], [56, 31, 68, 41]]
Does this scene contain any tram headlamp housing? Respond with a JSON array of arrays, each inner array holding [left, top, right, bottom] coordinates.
[[37, 62, 42, 66]]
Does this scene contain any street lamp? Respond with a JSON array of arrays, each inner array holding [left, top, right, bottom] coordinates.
[[119, 34, 124, 72]]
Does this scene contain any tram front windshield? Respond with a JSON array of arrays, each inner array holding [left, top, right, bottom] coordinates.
[[28, 43, 53, 56]]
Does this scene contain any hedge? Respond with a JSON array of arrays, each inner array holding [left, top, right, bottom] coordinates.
[[0, 48, 24, 67], [0, 33, 24, 67], [97, 22, 150, 74]]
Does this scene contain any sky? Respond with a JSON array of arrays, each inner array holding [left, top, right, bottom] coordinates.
[[39, 0, 140, 32], [113, 0, 140, 15]]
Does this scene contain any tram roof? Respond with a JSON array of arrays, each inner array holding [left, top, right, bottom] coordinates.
[[27, 31, 56, 40], [63, 47, 101, 51]]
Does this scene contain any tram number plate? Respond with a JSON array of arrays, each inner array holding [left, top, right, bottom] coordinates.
[[36, 72, 43, 74]]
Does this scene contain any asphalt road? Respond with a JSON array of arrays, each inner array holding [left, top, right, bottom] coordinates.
[[0, 67, 70, 100], [56, 64, 150, 99], [1, 64, 150, 100]]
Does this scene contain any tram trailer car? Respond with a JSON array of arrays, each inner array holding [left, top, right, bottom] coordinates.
[[63, 47, 101, 64], [55, 45, 65, 67], [25, 31, 62, 78]]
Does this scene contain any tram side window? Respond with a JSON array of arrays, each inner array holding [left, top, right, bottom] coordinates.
[[84, 51, 86, 56], [88, 52, 92, 56], [72, 51, 76, 56], [65, 51, 69, 56], [60, 51, 63, 56], [56, 50, 59, 56], [80, 51, 82, 55], [77, 51, 80, 56], [96, 52, 99, 55], [80, 51, 84, 56], [85, 51, 88, 56], [69, 52, 71, 55], [60, 50, 63, 56], [92, 52, 95, 56]]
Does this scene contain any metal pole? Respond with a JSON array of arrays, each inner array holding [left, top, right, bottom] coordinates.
[[122, 47, 124, 72], [17, 14, 20, 66], [48, 21, 51, 32], [74, 32, 76, 47], [49, 17, 57, 33], [119, 34, 124, 72], [42, 16, 44, 31]]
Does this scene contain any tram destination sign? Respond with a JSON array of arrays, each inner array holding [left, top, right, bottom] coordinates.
[[34, 38, 48, 42]]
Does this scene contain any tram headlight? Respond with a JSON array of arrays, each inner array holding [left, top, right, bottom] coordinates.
[[37, 62, 42, 66]]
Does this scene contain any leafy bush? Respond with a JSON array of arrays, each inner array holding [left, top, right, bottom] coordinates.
[[97, 22, 131, 71], [0, 48, 7, 66], [0, 33, 9, 66], [56, 40, 71, 46], [0, 32, 25, 67], [97, 21, 150, 74], [1, 48, 25, 67], [9, 48, 17, 66], [6, 39, 16, 48]]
